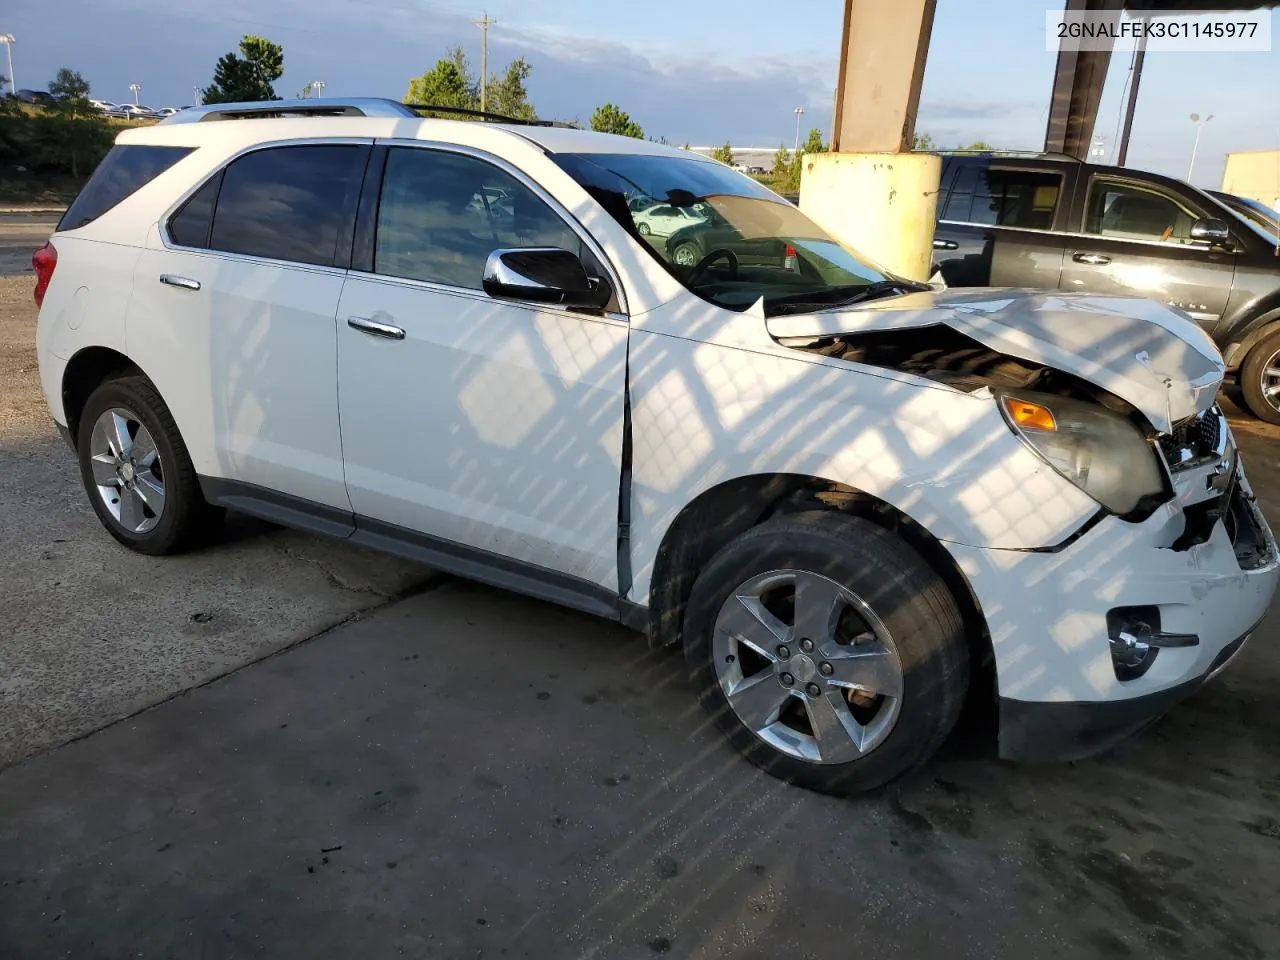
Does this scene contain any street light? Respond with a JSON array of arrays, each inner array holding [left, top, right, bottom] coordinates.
[[793, 106, 805, 154], [311, 80, 325, 99], [129, 83, 141, 106], [1187, 112, 1213, 183], [0, 35, 15, 95], [193, 86, 202, 106]]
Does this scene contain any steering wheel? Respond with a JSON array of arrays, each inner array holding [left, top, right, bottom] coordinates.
[[687, 247, 739, 283]]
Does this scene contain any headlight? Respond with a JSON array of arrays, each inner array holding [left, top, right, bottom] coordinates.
[[999, 391, 1167, 516]]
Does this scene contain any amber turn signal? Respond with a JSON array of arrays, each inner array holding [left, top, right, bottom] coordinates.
[[1003, 397, 1057, 432]]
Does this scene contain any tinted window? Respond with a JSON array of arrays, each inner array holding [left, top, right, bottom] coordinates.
[[1085, 180, 1201, 243], [969, 169, 1062, 229], [374, 148, 580, 289], [941, 165, 979, 221], [209, 145, 367, 267], [167, 172, 221, 248], [58, 145, 194, 231]]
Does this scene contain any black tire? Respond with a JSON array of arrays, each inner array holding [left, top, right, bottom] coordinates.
[[1240, 330, 1280, 425], [683, 511, 969, 796], [76, 376, 219, 555]]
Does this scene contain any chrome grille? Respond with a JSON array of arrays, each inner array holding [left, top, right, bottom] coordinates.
[[1159, 407, 1226, 470]]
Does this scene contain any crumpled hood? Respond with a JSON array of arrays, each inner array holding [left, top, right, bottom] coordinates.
[[765, 288, 1225, 433]]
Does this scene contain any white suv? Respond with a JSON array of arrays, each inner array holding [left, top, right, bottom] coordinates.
[[32, 98, 1279, 795]]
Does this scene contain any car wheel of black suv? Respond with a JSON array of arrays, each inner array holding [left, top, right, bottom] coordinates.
[[1240, 330, 1280, 425], [76, 376, 221, 555], [683, 511, 970, 796]]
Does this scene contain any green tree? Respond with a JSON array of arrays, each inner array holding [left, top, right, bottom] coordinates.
[[487, 57, 535, 120], [590, 102, 643, 139], [800, 127, 826, 155], [405, 47, 477, 114], [911, 131, 937, 151], [202, 35, 284, 104], [49, 69, 91, 102], [959, 140, 994, 151], [710, 141, 734, 165], [771, 144, 791, 177]]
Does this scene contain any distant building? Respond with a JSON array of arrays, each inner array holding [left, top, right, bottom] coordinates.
[[1222, 150, 1280, 212]]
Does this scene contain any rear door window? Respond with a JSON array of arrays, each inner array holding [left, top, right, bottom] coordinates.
[[167, 172, 222, 248], [207, 145, 368, 267], [58, 145, 194, 231], [969, 169, 1062, 229]]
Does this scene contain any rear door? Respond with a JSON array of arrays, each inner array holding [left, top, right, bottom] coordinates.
[[128, 141, 370, 510], [933, 159, 1071, 289], [1058, 173, 1237, 327]]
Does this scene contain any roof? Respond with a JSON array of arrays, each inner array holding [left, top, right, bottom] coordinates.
[[143, 97, 700, 160]]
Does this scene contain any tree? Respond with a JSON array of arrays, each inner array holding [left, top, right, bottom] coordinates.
[[590, 103, 643, 139], [911, 132, 937, 151], [771, 144, 791, 177], [959, 140, 994, 151], [711, 141, 734, 165], [202, 35, 284, 104], [49, 69, 91, 102], [405, 48, 477, 114], [487, 57, 535, 120], [800, 127, 826, 155]]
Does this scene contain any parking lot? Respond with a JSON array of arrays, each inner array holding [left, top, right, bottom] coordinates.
[[2, 212, 1279, 958]]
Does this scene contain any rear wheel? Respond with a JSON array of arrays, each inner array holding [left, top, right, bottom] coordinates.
[[1240, 330, 1280, 425], [684, 511, 969, 795], [637, 221, 652, 237], [76, 376, 219, 555], [671, 242, 700, 267]]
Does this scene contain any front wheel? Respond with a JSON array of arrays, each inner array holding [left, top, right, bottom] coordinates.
[[1239, 330, 1280, 425], [683, 511, 969, 795], [671, 242, 700, 268]]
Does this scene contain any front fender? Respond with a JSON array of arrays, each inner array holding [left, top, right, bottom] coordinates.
[[623, 318, 1097, 604]]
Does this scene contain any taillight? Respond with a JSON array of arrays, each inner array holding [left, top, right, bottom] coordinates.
[[33, 242, 57, 308], [784, 243, 798, 272]]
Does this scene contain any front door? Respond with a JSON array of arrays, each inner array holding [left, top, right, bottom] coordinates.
[[336, 144, 628, 591], [1058, 174, 1237, 327]]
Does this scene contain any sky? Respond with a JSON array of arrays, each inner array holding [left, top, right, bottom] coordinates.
[[3, 0, 1278, 188]]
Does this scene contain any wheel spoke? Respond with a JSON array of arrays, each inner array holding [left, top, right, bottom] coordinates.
[[108, 412, 133, 459], [1266, 383, 1280, 398], [90, 454, 120, 487], [726, 672, 791, 731], [1266, 366, 1280, 378], [804, 691, 863, 763], [133, 475, 165, 516], [117, 485, 145, 531], [791, 572, 845, 646], [717, 594, 785, 662], [823, 642, 903, 698], [132, 426, 159, 470]]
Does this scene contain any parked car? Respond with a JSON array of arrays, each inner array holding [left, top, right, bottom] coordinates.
[[631, 201, 706, 239], [32, 98, 1278, 795], [662, 202, 792, 268], [931, 152, 1280, 423], [1208, 189, 1280, 236], [89, 99, 120, 114], [154, 107, 181, 118], [14, 89, 55, 105]]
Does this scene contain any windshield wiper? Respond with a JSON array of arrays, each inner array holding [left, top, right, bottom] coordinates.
[[766, 279, 931, 316]]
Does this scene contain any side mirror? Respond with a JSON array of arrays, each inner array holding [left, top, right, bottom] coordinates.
[[482, 248, 610, 309], [1190, 217, 1232, 247]]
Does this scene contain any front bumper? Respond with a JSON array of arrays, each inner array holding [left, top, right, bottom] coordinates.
[[945, 455, 1278, 763]]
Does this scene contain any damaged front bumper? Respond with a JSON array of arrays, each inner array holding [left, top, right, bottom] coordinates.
[[945, 414, 1278, 762]]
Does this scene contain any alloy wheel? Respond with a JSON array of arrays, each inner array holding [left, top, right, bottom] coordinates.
[[88, 407, 166, 534]]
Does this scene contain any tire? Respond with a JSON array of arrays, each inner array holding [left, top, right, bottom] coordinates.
[[683, 511, 969, 796], [671, 242, 700, 268], [76, 376, 219, 555], [1240, 330, 1280, 425], [637, 221, 651, 237]]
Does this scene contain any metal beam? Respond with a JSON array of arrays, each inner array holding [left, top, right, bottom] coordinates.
[[1044, 0, 1123, 159]]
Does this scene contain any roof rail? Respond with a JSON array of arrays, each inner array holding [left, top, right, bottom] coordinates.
[[932, 148, 1083, 162], [160, 97, 577, 128], [159, 98, 417, 124]]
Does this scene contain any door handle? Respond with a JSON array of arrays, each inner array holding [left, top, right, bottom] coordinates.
[[159, 274, 201, 291], [933, 239, 958, 250], [1072, 253, 1112, 266], [347, 316, 406, 341]]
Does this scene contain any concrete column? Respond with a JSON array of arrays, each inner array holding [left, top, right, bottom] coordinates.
[[800, 0, 940, 280]]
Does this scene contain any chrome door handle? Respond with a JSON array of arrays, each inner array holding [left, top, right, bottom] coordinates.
[[159, 274, 201, 290], [347, 316, 405, 341], [933, 239, 958, 250], [1072, 253, 1111, 266]]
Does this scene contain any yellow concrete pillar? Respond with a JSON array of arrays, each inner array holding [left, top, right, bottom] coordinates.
[[799, 151, 941, 281]]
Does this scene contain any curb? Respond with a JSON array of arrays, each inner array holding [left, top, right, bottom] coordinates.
[[0, 207, 67, 215]]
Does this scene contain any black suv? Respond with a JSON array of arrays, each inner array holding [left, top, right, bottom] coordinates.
[[931, 153, 1280, 422]]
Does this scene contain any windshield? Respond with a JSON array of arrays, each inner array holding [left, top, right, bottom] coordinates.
[[1207, 191, 1280, 246], [552, 152, 897, 313]]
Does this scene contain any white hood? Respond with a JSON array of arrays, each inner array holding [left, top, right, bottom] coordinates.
[[766, 288, 1225, 434]]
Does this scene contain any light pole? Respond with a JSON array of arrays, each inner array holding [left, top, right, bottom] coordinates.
[[793, 106, 805, 153], [311, 80, 325, 99], [129, 83, 141, 106], [0, 35, 15, 95], [1187, 113, 1213, 183], [193, 86, 202, 106]]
